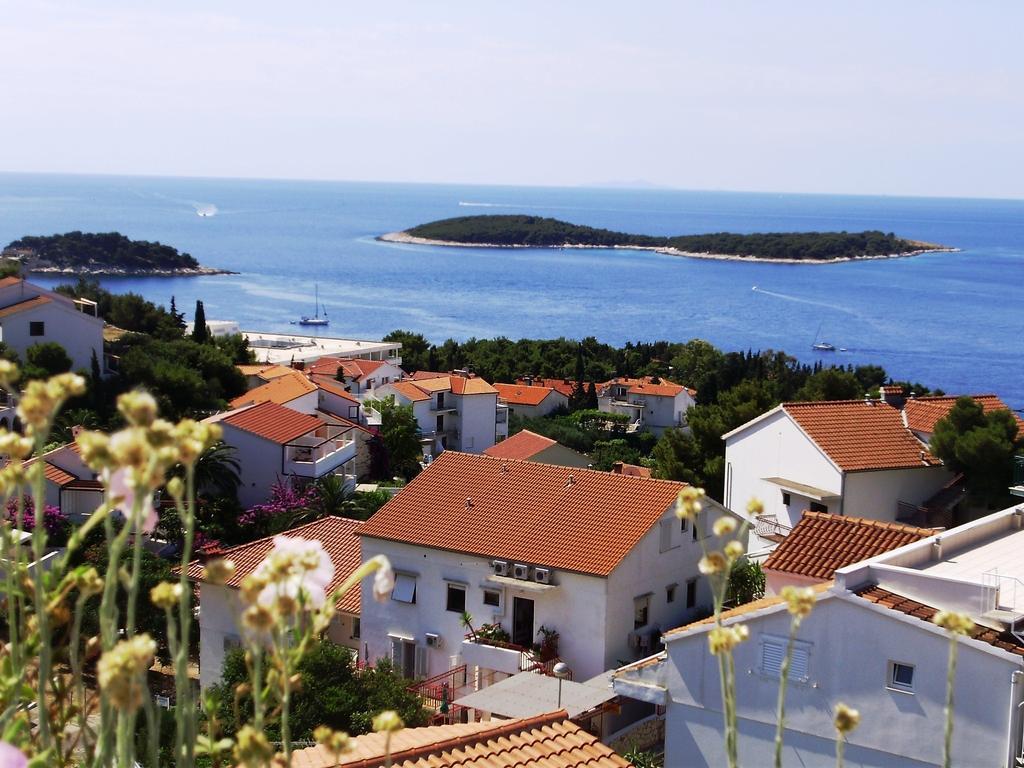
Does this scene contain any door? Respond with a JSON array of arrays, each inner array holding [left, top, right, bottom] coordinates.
[[512, 597, 534, 648], [436, 414, 444, 432]]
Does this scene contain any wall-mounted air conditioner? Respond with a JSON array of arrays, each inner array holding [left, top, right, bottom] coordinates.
[[425, 632, 443, 649], [492, 560, 508, 576], [534, 568, 551, 584], [512, 563, 529, 580]]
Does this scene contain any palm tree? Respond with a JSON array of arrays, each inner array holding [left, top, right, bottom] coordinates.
[[185, 442, 242, 500]]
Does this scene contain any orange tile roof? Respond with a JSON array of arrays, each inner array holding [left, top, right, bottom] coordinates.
[[387, 380, 432, 402], [309, 374, 360, 404], [450, 375, 497, 396], [187, 516, 364, 614], [289, 711, 630, 768], [230, 370, 317, 408], [628, 381, 685, 398], [237, 364, 296, 381], [357, 451, 686, 576], [762, 511, 934, 580], [0, 295, 51, 318], [483, 430, 557, 460], [518, 378, 577, 398], [784, 400, 938, 472], [611, 462, 652, 478], [855, 585, 1024, 657], [494, 383, 559, 406], [412, 377, 454, 393], [43, 462, 76, 486], [880, 385, 905, 395], [307, 357, 389, 379], [903, 394, 1024, 435], [0, 277, 23, 289], [221, 401, 323, 444]]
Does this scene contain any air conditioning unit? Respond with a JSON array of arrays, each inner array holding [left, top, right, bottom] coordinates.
[[534, 567, 551, 584], [425, 632, 443, 649], [492, 560, 509, 576], [512, 563, 530, 580]]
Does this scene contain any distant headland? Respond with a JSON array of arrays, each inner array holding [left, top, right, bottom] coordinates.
[[380, 215, 956, 264], [2, 231, 235, 276]]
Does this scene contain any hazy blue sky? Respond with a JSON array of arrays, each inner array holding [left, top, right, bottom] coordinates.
[[2, 2, 1021, 198]]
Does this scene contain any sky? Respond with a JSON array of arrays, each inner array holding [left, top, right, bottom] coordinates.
[[1, 1, 1022, 198]]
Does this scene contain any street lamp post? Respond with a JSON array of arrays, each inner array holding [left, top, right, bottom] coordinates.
[[553, 662, 571, 709]]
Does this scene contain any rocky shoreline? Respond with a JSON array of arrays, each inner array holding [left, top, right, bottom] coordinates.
[[378, 231, 958, 264], [26, 265, 237, 276]]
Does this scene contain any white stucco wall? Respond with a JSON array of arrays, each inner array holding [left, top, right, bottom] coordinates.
[[662, 594, 1022, 767], [724, 410, 841, 524], [220, 426, 285, 508], [455, 393, 498, 453], [318, 389, 362, 421], [0, 301, 103, 373], [628, 391, 694, 434], [504, 391, 569, 420], [279, 390, 319, 415], [842, 467, 952, 521]]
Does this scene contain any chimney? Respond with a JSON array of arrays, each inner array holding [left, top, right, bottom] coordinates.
[[566, 474, 575, 487], [864, 392, 872, 405]]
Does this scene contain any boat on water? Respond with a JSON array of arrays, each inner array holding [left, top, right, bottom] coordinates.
[[298, 283, 329, 326], [811, 322, 836, 352]]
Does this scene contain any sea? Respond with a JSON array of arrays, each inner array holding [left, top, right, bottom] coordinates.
[[1, 172, 1021, 409]]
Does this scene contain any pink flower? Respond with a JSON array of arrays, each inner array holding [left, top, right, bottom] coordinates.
[[0, 742, 27, 768], [105, 468, 158, 534], [372, 557, 395, 603], [255, 535, 335, 610]]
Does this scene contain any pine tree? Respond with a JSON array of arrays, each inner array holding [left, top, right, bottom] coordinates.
[[192, 300, 209, 344], [585, 381, 599, 410], [170, 296, 186, 330]]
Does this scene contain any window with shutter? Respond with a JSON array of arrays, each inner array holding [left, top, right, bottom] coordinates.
[[390, 638, 402, 668], [392, 573, 417, 603], [760, 635, 811, 683], [659, 519, 676, 552], [414, 646, 428, 679]]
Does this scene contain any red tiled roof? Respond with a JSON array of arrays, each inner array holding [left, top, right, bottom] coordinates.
[[494, 383, 559, 406], [0, 295, 51, 318], [309, 374, 360, 404], [221, 401, 322, 444], [784, 400, 939, 472], [762, 511, 934, 580], [290, 711, 630, 768], [517, 378, 577, 398], [903, 394, 1024, 435], [880, 385, 904, 395], [44, 462, 76, 486], [449, 375, 497, 396], [387, 380, 432, 402], [855, 585, 1024, 657], [409, 370, 450, 380], [0, 277, 23, 289], [628, 381, 686, 398], [230, 370, 317, 408], [611, 462, 652, 478], [187, 516, 364, 615], [483, 430, 557, 460], [357, 452, 687, 576], [663, 582, 835, 638], [307, 357, 389, 380]]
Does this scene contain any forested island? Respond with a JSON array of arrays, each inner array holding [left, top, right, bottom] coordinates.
[[2, 231, 233, 275], [382, 215, 954, 262]]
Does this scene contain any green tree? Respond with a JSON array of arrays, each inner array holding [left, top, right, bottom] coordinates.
[[365, 396, 423, 480], [651, 429, 704, 485], [725, 559, 766, 607], [793, 367, 863, 401], [930, 397, 1021, 508], [23, 342, 73, 380], [192, 300, 209, 344], [589, 439, 642, 471], [383, 330, 430, 372], [169, 295, 186, 330]]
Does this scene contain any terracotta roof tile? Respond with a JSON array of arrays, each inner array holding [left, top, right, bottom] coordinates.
[[237, 364, 297, 381], [0, 277, 23, 289], [611, 462, 652, 479], [221, 401, 323, 444], [43, 462, 76, 486], [517, 378, 577, 398], [494, 383, 560, 406], [307, 357, 389, 379], [289, 711, 630, 768], [230, 370, 317, 408], [387, 380, 432, 402], [188, 516, 364, 614], [855, 585, 1024, 656], [784, 400, 938, 472], [357, 451, 686, 576], [762, 511, 934, 580], [903, 394, 1024, 435], [449, 376, 497, 396], [410, 370, 451, 380], [0, 295, 50, 318], [628, 382, 686, 398], [309, 374, 360, 404], [483, 430, 557, 460]]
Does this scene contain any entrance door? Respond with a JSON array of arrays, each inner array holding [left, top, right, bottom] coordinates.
[[512, 597, 534, 648]]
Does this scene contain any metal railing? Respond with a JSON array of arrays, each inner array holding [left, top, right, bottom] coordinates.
[[754, 514, 792, 539], [407, 664, 467, 717]]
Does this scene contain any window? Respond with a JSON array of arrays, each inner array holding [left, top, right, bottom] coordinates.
[[679, 517, 688, 534], [659, 519, 678, 552], [692, 515, 700, 541], [809, 501, 828, 514], [634, 594, 651, 630], [685, 578, 697, 609], [781, 491, 791, 506], [223, 635, 243, 653], [29, 321, 44, 337], [760, 635, 810, 682], [666, 584, 677, 603], [445, 584, 466, 613], [392, 573, 417, 604], [351, 617, 361, 639], [483, 589, 501, 608], [888, 661, 914, 692]]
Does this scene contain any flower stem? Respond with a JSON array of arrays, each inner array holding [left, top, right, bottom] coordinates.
[[942, 635, 959, 768], [174, 467, 197, 767], [773, 616, 801, 768]]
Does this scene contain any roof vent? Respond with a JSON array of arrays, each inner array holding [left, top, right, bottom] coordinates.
[[465, 497, 473, 510], [932, 538, 943, 560], [501, 463, 509, 474], [909, 391, 917, 399], [864, 393, 872, 405], [920, 450, 925, 462], [566, 474, 575, 487]]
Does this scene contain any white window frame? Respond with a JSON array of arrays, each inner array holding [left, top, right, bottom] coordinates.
[[685, 577, 698, 609], [392, 573, 417, 604], [659, 518, 678, 553], [759, 634, 811, 684], [445, 583, 467, 613], [887, 660, 915, 693], [634, 593, 652, 630], [666, 583, 677, 604], [482, 587, 503, 613]]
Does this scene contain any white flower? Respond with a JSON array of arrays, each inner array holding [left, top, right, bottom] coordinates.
[[372, 556, 395, 603], [0, 742, 26, 768], [255, 535, 335, 610], [105, 467, 158, 534]]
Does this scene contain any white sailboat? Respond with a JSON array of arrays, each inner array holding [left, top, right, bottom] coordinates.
[[811, 322, 835, 352], [298, 283, 329, 326]]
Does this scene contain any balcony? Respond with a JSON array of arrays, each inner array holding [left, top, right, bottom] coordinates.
[[1012, 456, 1024, 498], [460, 637, 531, 676], [284, 425, 357, 478]]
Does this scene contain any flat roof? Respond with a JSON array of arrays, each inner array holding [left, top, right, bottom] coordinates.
[[918, 527, 1024, 611], [453, 670, 616, 719], [241, 330, 401, 365]]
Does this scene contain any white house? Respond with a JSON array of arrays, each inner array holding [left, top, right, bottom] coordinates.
[[188, 516, 364, 689], [242, 330, 402, 368], [356, 451, 741, 687], [376, 374, 508, 457], [613, 504, 1024, 768], [0, 277, 104, 372], [208, 401, 359, 507], [493, 383, 569, 419], [29, 442, 104, 520], [229, 368, 319, 413], [306, 356, 406, 397], [723, 398, 953, 548], [598, 376, 696, 435], [482, 429, 590, 468]]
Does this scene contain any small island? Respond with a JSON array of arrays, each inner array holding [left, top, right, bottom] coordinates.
[[2, 231, 235, 276], [381, 215, 955, 263]]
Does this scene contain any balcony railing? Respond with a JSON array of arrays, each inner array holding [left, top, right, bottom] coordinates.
[[754, 514, 792, 540], [284, 427, 357, 477]]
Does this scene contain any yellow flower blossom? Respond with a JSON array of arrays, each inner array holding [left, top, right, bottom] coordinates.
[[780, 586, 816, 619]]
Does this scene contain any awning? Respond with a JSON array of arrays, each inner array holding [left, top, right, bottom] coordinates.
[[762, 477, 840, 502], [485, 574, 557, 592], [454, 670, 616, 719]]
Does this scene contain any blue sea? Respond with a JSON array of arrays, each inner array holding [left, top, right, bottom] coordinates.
[[1, 172, 1021, 409]]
